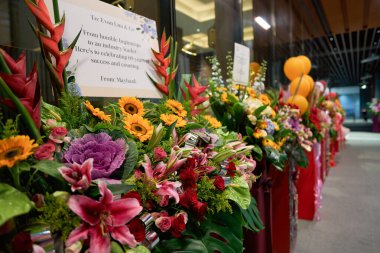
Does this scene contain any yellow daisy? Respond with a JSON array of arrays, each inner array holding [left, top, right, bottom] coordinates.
[[160, 114, 187, 128], [221, 93, 228, 103], [118, 97, 144, 116], [258, 94, 271, 105], [0, 136, 38, 168], [203, 115, 222, 128], [165, 99, 187, 117], [262, 138, 279, 150], [253, 129, 267, 139], [247, 87, 257, 98], [84, 100, 111, 122], [123, 114, 153, 142], [273, 122, 280, 131]]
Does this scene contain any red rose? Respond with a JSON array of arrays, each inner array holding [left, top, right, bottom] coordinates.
[[127, 218, 146, 242], [155, 216, 172, 232], [226, 162, 236, 178], [213, 175, 225, 191], [179, 167, 197, 190], [170, 215, 186, 238], [153, 147, 167, 161], [122, 191, 142, 206], [34, 142, 55, 160], [179, 189, 198, 208], [192, 201, 208, 220], [11, 231, 33, 253], [49, 127, 69, 143]]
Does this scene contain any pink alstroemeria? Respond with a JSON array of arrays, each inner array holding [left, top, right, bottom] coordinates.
[[66, 182, 143, 252], [59, 158, 93, 192], [155, 181, 182, 207]]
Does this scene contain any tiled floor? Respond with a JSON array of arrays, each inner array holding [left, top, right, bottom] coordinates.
[[294, 132, 380, 253]]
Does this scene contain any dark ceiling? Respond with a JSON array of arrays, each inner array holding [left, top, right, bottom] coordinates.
[[253, 0, 380, 87]]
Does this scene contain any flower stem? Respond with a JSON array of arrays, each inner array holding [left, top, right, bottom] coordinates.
[[0, 77, 41, 141], [0, 49, 11, 74]]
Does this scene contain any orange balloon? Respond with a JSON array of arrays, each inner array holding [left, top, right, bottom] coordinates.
[[297, 55, 312, 75], [284, 57, 305, 80], [289, 76, 310, 97], [303, 75, 314, 92], [287, 95, 309, 115]]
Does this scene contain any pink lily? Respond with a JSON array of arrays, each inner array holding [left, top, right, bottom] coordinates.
[[66, 181, 143, 252], [155, 181, 182, 206], [59, 158, 93, 192]]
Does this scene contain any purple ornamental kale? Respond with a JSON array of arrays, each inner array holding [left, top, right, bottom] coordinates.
[[63, 133, 128, 179]]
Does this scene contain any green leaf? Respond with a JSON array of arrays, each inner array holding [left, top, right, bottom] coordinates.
[[252, 145, 263, 161], [241, 196, 264, 232], [225, 176, 251, 209], [186, 122, 204, 130], [0, 183, 34, 226], [107, 184, 134, 195], [122, 140, 139, 179], [110, 241, 124, 253], [254, 105, 268, 117], [33, 160, 64, 181], [126, 245, 151, 253], [156, 211, 244, 253], [245, 126, 254, 137], [163, 121, 177, 140]]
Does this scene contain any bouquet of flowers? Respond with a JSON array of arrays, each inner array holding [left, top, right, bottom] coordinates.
[[208, 57, 287, 170], [0, 2, 264, 252], [368, 98, 380, 117]]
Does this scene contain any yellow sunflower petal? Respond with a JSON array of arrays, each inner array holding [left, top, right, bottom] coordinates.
[[118, 97, 144, 116], [203, 115, 222, 128], [123, 114, 153, 142], [165, 99, 187, 117], [0, 135, 38, 168]]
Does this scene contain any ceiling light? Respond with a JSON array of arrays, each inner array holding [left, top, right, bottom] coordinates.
[[329, 37, 334, 41], [361, 84, 367, 89], [361, 54, 380, 64], [254, 16, 271, 30], [196, 28, 200, 32], [181, 43, 197, 56], [361, 74, 372, 80]]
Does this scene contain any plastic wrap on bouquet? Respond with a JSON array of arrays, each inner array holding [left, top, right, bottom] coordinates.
[[269, 158, 298, 253], [320, 137, 327, 182], [296, 143, 322, 221], [244, 158, 273, 253]]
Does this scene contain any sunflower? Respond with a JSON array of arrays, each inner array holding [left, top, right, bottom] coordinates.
[[203, 115, 222, 128], [118, 97, 144, 116], [84, 100, 111, 122], [258, 94, 271, 105], [0, 135, 38, 168], [160, 114, 187, 128], [123, 114, 153, 142], [165, 99, 187, 117]]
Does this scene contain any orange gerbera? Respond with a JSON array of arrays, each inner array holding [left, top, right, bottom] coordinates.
[[84, 100, 111, 122], [247, 87, 257, 98], [160, 114, 187, 128], [262, 138, 279, 150], [0, 135, 38, 168], [258, 94, 271, 105], [165, 99, 187, 117], [203, 115, 222, 128], [253, 129, 267, 139], [221, 93, 228, 103], [118, 97, 144, 116], [123, 114, 153, 142]]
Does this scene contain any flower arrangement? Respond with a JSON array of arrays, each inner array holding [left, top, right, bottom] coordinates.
[[368, 98, 380, 116], [0, 2, 264, 252], [208, 57, 287, 170]]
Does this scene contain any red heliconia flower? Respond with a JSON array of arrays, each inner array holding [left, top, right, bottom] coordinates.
[[150, 32, 177, 96], [66, 181, 143, 252], [182, 75, 208, 116], [0, 49, 41, 128], [25, 0, 78, 90]]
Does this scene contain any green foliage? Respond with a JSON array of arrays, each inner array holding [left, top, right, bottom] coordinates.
[[32, 160, 64, 182], [38, 193, 80, 240], [225, 176, 251, 209], [122, 139, 139, 179], [240, 196, 264, 232], [58, 82, 86, 129], [197, 177, 232, 214], [0, 114, 20, 138], [0, 183, 34, 226], [155, 209, 244, 253]]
